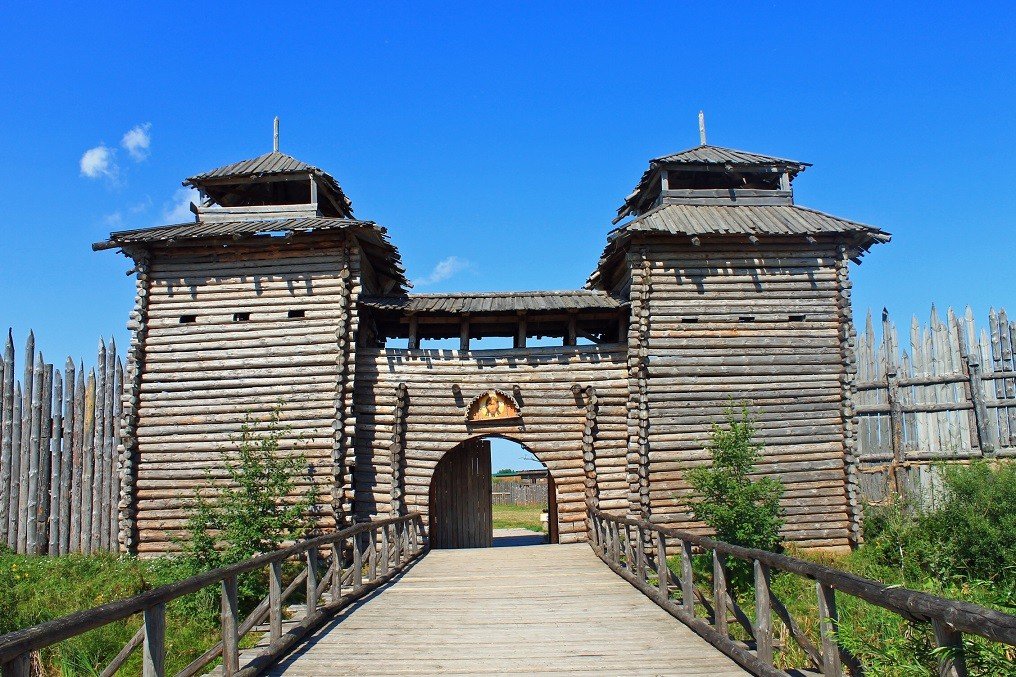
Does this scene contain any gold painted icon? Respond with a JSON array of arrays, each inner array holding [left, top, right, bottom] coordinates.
[[467, 389, 520, 422]]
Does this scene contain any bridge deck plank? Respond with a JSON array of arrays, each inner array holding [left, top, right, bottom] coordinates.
[[266, 543, 747, 675]]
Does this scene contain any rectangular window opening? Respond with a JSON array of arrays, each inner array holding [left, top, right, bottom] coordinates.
[[681, 317, 699, 324], [789, 314, 806, 322], [738, 316, 756, 323], [179, 314, 197, 324], [288, 309, 306, 319], [233, 312, 250, 322]]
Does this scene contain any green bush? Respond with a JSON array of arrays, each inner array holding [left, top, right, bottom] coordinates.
[[864, 460, 1016, 587], [685, 406, 784, 588], [174, 406, 316, 618]]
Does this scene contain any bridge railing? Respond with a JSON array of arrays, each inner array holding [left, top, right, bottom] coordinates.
[[587, 506, 1016, 677], [0, 512, 425, 677]]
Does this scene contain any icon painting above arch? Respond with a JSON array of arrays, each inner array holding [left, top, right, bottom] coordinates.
[[466, 389, 521, 424]]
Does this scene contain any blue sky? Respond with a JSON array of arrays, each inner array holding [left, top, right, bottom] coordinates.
[[1, 3, 1013, 471]]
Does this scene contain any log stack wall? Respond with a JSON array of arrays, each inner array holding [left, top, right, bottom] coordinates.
[[131, 240, 355, 553], [635, 236, 854, 550], [0, 330, 122, 554], [352, 345, 628, 543]]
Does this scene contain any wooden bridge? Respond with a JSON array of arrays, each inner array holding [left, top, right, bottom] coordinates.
[[2, 510, 1015, 677]]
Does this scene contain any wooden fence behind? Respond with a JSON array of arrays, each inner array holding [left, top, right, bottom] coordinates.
[[854, 306, 1016, 504], [0, 330, 123, 555], [491, 482, 548, 506]]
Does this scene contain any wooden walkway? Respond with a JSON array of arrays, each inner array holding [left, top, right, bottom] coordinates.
[[267, 542, 746, 676]]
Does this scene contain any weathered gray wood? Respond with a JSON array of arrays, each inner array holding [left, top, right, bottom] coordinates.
[[47, 370, 62, 554], [99, 627, 144, 677], [221, 575, 240, 676], [681, 539, 694, 614], [25, 353, 43, 554], [269, 561, 283, 643], [713, 550, 729, 638], [0, 332, 13, 548], [142, 602, 165, 677], [93, 339, 107, 552], [932, 620, 967, 677], [16, 332, 33, 553], [657, 531, 668, 599], [70, 366, 84, 550], [306, 546, 319, 612], [80, 369, 95, 554], [754, 561, 773, 665], [816, 582, 841, 676]]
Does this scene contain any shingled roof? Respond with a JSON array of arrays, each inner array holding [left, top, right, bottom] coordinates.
[[93, 217, 408, 289], [617, 144, 811, 223], [361, 290, 623, 315], [184, 151, 354, 217], [651, 145, 810, 168], [588, 203, 891, 289]]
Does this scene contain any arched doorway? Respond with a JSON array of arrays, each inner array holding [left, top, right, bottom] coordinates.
[[428, 436, 558, 548]]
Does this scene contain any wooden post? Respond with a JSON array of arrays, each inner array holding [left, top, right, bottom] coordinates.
[[221, 576, 239, 675], [886, 370, 906, 496], [269, 561, 283, 643], [48, 369, 63, 555], [368, 527, 378, 580], [816, 582, 841, 677], [754, 560, 773, 666], [1, 654, 31, 677], [393, 521, 403, 565], [681, 540, 694, 614], [380, 523, 390, 576], [459, 316, 470, 352], [932, 621, 968, 677], [656, 531, 668, 600], [635, 525, 645, 581], [965, 355, 995, 454], [353, 532, 363, 589], [407, 315, 419, 350], [332, 537, 343, 599], [142, 602, 166, 677], [713, 551, 728, 638], [0, 332, 13, 549], [565, 315, 577, 347], [306, 546, 319, 612], [515, 313, 527, 349]]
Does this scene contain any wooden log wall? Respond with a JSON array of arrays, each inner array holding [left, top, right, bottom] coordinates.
[[491, 482, 548, 506], [636, 236, 854, 550], [0, 330, 122, 554], [854, 305, 1016, 505], [352, 344, 628, 544], [131, 239, 356, 554]]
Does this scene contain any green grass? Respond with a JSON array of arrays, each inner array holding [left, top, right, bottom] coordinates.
[[492, 504, 545, 532], [0, 549, 269, 675]]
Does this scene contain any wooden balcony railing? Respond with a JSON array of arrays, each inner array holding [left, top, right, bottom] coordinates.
[[0, 513, 425, 677], [588, 506, 1016, 677]]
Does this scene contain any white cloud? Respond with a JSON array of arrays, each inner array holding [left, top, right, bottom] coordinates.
[[414, 256, 471, 287], [130, 195, 153, 213], [121, 123, 152, 161], [103, 211, 124, 227], [162, 187, 200, 223], [80, 144, 117, 179]]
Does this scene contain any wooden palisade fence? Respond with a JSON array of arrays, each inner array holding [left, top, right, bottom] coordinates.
[[0, 330, 122, 554], [0, 513, 424, 676], [491, 483, 548, 506], [854, 306, 1016, 503], [588, 506, 1016, 677]]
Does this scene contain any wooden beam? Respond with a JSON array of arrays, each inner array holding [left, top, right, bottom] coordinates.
[[565, 315, 577, 346], [459, 316, 470, 352], [515, 314, 527, 349], [407, 315, 419, 350]]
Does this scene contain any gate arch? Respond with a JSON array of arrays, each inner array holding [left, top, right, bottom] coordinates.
[[428, 434, 559, 548]]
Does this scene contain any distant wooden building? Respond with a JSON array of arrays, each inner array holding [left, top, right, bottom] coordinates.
[[96, 138, 888, 554]]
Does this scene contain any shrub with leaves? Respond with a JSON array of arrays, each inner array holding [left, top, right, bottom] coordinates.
[[175, 406, 316, 615], [685, 406, 784, 587]]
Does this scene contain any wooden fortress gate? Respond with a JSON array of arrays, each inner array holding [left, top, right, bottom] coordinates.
[[93, 139, 890, 555], [356, 293, 629, 545]]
